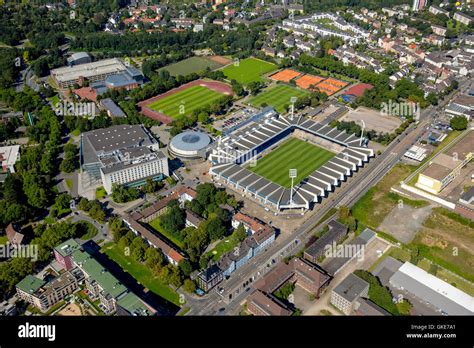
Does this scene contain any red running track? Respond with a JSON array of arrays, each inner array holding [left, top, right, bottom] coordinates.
[[137, 79, 233, 125]]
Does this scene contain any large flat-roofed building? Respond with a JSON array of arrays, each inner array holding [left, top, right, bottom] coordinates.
[[51, 58, 142, 89], [16, 269, 83, 312], [416, 131, 473, 194], [330, 273, 369, 315], [49, 239, 157, 316], [389, 262, 474, 315], [80, 125, 169, 194]]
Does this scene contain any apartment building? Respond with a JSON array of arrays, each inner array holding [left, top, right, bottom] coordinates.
[[16, 270, 83, 312]]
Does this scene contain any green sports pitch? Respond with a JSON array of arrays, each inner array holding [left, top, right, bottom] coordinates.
[[158, 56, 223, 77], [248, 138, 335, 188], [147, 85, 225, 119], [248, 85, 309, 113], [222, 57, 277, 84]]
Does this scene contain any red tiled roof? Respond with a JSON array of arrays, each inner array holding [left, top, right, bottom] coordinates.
[[247, 289, 292, 316], [233, 212, 268, 235], [73, 87, 98, 102], [174, 186, 197, 199], [167, 249, 184, 263], [6, 223, 24, 244], [344, 83, 374, 97]]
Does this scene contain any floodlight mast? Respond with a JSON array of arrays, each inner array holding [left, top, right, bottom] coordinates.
[[289, 169, 297, 207], [290, 97, 297, 120]]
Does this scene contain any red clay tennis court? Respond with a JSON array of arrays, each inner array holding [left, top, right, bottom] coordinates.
[[295, 74, 326, 90], [323, 77, 349, 88], [270, 69, 301, 82]]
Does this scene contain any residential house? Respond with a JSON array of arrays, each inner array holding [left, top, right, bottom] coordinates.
[[454, 12, 473, 26], [5, 223, 25, 245]]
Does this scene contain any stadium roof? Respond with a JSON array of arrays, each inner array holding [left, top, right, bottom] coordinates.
[[389, 262, 474, 315]]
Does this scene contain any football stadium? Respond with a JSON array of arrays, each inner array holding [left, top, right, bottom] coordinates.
[[208, 108, 373, 211]]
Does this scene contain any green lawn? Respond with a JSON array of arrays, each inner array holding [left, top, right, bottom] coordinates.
[[222, 57, 277, 85], [101, 243, 181, 306], [147, 85, 225, 119], [0, 235, 8, 245], [148, 217, 184, 249], [65, 178, 73, 190], [48, 95, 60, 107], [352, 164, 414, 230], [158, 56, 223, 76], [248, 138, 335, 188], [206, 233, 241, 261], [70, 129, 81, 137], [249, 85, 309, 113]]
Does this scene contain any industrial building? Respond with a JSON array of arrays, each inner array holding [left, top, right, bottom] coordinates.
[[389, 262, 474, 315], [51, 58, 143, 89], [80, 125, 169, 194], [416, 131, 473, 194]]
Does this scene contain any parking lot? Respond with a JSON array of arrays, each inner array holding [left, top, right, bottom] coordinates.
[[213, 106, 258, 134]]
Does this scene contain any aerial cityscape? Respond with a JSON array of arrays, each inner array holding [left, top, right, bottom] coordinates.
[[0, 0, 473, 332]]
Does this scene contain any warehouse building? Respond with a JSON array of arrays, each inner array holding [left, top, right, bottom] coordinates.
[[389, 262, 474, 315], [416, 131, 473, 194], [80, 125, 169, 194]]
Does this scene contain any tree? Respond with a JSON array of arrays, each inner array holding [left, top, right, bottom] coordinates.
[[88, 201, 106, 223], [78, 197, 90, 211], [144, 178, 162, 194], [160, 200, 185, 235], [22, 172, 49, 209], [205, 218, 226, 241], [54, 193, 72, 212], [450, 115, 468, 131], [234, 223, 247, 242], [131, 236, 147, 262], [169, 266, 183, 288], [145, 247, 164, 270], [112, 184, 140, 203], [183, 279, 196, 293]]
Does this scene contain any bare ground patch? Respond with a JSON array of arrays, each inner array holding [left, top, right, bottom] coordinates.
[[379, 205, 433, 244]]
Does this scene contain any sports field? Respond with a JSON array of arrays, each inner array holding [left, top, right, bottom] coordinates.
[[249, 138, 335, 188], [146, 85, 225, 118], [158, 56, 224, 77], [222, 57, 277, 84], [248, 85, 308, 113]]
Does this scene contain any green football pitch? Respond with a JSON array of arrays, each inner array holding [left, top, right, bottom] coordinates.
[[248, 85, 309, 113], [158, 56, 223, 77], [248, 138, 335, 188], [147, 85, 225, 119], [222, 57, 277, 85]]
